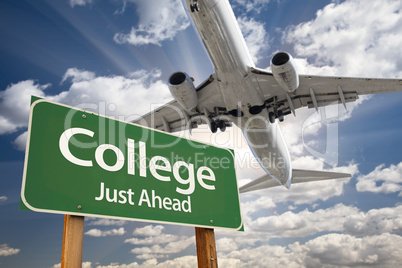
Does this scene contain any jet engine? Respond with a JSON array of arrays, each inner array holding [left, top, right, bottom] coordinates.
[[270, 52, 299, 92], [168, 72, 198, 111]]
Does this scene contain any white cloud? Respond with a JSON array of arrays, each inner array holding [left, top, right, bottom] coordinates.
[[13, 131, 28, 151], [93, 231, 402, 267], [96, 256, 197, 268], [240, 195, 276, 222], [51, 68, 171, 119], [125, 225, 194, 260], [344, 205, 402, 235], [300, 233, 402, 267], [86, 218, 126, 226], [85, 227, 125, 237], [285, 0, 402, 78], [61, 68, 96, 84], [249, 204, 359, 237], [261, 0, 401, 168], [114, 0, 190, 46], [221, 243, 304, 267], [0, 196, 7, 202], [216, 237, 238, 252], [219, 232, 402, 267], [237, 17, 268, 64], [0, 80, 47, 134], [233, 0, 271, 14], [132, 225, 165, 236], [130, 236, 194, 255], [125, 234, 178, 245], [53, 203, 402, 266], [292, 57, 338, 76], [136, 254, 167, 260], [217, 204, 402, 266], [356, 162, 402, 195], [52, 261, 92, 268], [0, 68, 171, 150], [69, 0, 92, 8], [0, 244, 20, 256]]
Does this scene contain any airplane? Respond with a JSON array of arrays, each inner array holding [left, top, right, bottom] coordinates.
[[133, 0, 402, 193]]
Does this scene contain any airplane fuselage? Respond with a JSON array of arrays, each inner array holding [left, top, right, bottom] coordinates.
[[183, 0, 292, 186]]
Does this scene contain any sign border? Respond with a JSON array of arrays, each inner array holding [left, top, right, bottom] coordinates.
[[21, 98, 243, 231]]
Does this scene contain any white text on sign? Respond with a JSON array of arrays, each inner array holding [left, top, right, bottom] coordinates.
[[59, 127, 216, 195]]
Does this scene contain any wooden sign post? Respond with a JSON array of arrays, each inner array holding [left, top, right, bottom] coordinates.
[[195, 227, 218, 268], [61, 215, 85, 268]]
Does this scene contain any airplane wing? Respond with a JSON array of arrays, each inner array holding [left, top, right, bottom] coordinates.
[[133, 68, 401, 131], [251, 67, 402, 117], [239, 169, 351, 193], [132, 75, 230, 132]]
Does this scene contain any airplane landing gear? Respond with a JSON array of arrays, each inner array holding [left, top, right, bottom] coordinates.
[[278, 110, 284, 122], [209, 120, 227, 133], [269, 110, 284, 123], [269, 112, 276, 124], [218, 120, 226, 132], [190, 1, 200, 12], [210, 121, 217, 133]]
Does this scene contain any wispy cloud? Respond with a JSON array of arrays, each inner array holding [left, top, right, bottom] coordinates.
[[86, 218, 126, 226], [132, 225, 164, 236], [233, 0, 271, 14], [69, 0, 92, 8], [125, 234, 178, 246], [114, 0, 190, 46], [357, 163, 402, 195], [0, 244, 20, 256], [85, 227, 125, 237]]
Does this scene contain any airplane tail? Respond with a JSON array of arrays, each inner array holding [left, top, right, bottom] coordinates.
[[239, 169, 351, 194]]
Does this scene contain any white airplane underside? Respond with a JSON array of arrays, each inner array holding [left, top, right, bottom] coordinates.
[[133, 0, 402, 192]]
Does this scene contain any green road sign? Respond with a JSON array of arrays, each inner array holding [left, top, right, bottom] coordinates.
[[21, 98, 242, 230]]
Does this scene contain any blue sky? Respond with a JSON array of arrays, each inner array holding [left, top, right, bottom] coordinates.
[[1, 0, 402, 267]]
